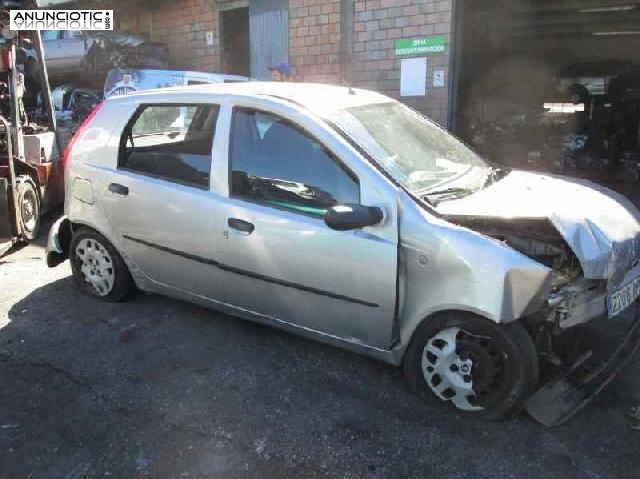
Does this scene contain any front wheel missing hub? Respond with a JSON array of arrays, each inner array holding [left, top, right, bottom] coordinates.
[[404, 312, 539, 421]]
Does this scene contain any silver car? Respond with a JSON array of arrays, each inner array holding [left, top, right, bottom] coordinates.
[[41, 30, 169, 76], [46, 83, 640, 424]]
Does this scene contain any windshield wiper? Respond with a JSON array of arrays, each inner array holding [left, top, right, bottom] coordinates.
[[423, 186, 475, 197], [422, 187, 475, 205], [483, 166, 510, 187]]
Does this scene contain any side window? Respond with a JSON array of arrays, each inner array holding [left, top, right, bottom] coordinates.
[[120, 104, 219, 189], [62, 30, 84, 40], [229, 108, 359, 215], [41, 31, 60, 41], [187, 80, 211, 86]]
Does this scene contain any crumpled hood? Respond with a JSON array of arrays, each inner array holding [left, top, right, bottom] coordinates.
[[437, 170, 640, 283]]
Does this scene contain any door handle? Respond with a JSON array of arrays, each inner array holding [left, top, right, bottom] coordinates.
[[108, 183, 129, 196], [228, 218, 255, 235]]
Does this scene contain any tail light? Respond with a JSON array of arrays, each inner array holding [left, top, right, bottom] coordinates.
[[61, 101, 104, 174]]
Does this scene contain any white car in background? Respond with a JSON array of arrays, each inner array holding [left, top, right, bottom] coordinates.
[[103, 68, 249, 98]]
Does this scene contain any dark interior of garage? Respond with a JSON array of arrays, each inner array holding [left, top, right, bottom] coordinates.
[[455, 0, 640, 184], [221, 7, 251, 77]]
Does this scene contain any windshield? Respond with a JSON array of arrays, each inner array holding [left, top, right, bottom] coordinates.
[[329, 102, 489, 195]]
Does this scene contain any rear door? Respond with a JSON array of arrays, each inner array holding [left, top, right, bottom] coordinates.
[[101, 102, 228, 302]]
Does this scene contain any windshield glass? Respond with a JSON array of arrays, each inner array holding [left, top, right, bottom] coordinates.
[[329, 102, 489, 195]]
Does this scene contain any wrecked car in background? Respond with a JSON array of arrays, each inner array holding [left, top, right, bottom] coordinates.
[[50, 84, 101, 122], [42, 30, 169, 77], [46, 83, 640, 425]]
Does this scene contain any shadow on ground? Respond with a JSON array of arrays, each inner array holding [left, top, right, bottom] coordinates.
[[1, 273, 639, 478]]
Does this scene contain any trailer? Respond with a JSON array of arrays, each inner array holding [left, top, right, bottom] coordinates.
[[0, 1, 62, 256]]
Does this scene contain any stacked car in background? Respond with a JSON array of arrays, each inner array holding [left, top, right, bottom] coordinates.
[[31, 30, 169, 140]]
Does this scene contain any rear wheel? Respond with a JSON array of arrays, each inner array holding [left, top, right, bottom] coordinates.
[[16, 176, 40, 241], [403, 312, 539, 420], [70, 228, 133, 302]]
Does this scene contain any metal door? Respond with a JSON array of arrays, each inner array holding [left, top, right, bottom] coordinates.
[[249, 0, 288, 79]]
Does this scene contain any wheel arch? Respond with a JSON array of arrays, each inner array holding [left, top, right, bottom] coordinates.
[[67, 219, 145, 289]]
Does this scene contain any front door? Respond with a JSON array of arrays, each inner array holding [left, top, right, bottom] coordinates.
[[59, 30, 86, 72], [41, 30, 62, 74], [219, 107, 398, 349], [101, 103, 228, 302]]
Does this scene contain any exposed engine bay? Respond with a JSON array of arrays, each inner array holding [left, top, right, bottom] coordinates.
[[448, 215, 608, 332]]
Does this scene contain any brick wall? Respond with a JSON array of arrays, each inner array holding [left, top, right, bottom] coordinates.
[[114, 0, 454, 126], [288, 0, 342, 84], [117, 0, 220, 73], [352, 0, 453, 126]]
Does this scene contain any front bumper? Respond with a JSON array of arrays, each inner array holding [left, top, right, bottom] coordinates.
[[525, 305, 640, 426]]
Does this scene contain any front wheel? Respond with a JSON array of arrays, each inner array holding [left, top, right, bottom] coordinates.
[[70, 228, 134, 302], [403, 312, 539, 420], [16, 176, 40, 241]]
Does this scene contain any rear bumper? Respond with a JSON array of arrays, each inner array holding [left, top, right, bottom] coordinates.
[[46, 215, 70, 268], [526, 306, 640, 426]]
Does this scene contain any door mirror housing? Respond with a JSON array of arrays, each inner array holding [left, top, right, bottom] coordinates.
[[324, 204, 384, 231]]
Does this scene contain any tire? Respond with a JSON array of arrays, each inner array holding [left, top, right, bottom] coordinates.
[[403, 311, 539, 421], [70, 228, 134, 302], [15, 176, 40, 241]]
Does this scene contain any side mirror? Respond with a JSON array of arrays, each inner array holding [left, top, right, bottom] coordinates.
[[324, 204, 384, 231]]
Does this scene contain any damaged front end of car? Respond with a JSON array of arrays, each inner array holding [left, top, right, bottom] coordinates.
[[448, 213, 640, 426]]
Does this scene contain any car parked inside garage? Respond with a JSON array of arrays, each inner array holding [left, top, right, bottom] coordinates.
[[46, 82, 640, 424]]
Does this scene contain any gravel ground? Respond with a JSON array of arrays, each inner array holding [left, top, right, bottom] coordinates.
[[1, 216, 640, 478]]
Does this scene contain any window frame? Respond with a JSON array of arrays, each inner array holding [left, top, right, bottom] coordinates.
[[227, 106, 361, 218], [118, 102, 220, 190]]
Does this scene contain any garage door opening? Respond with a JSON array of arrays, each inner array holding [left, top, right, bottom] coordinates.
[[221, 7, 250, 77], [454, 0, 640, 185]]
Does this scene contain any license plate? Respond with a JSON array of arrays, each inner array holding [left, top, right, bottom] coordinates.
[[607, 277, 640, 318]]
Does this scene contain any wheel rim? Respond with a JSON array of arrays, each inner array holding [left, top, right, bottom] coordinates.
[[421, 327, 511, 411], [20, 188, 38, 233], [75, 238, 115, 296]]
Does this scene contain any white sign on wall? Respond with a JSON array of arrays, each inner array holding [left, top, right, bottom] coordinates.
[[400, 57, 427, 97], [433, 70, 445, 88]]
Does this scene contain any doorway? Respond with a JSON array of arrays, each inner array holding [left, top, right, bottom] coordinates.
[[221, 7, 250, 77]]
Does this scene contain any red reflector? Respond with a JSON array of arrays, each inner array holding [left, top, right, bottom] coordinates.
[[61, 101, 104, 174]]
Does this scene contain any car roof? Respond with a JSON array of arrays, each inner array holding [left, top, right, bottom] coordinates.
[[106, 82, 393, 114]]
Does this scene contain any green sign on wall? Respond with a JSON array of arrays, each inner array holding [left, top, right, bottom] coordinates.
[[394, 36, 447, 56]]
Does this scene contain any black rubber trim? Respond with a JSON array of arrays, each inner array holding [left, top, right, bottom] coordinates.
[[123, 235, 379, 308]]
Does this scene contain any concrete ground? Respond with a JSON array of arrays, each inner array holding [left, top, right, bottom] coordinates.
[[1, 216, 640, 479]]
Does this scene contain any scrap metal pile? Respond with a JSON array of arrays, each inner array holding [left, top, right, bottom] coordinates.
[[465, 64, 640, 185]]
